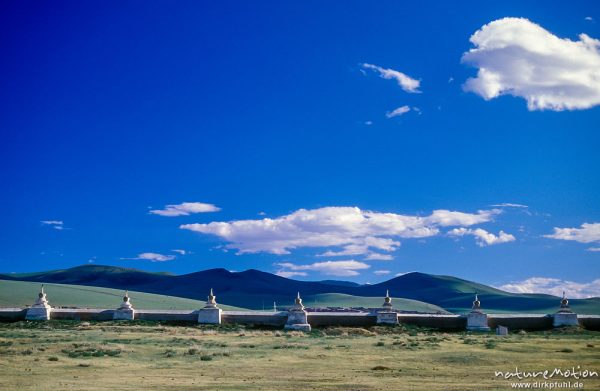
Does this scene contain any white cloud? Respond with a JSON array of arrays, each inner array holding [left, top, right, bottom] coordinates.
[[448, 227, 516, 247], [171, 249, 187, 255], [276, 260, 370, 277], [498, 277, 600, 299], [364, 253, 394, 261], [588, 247, 600, 252], [585, 16, 594, 21], [150, 202, 220, 217], [361, 63, 421, 93], [364, 120, 373, 126], [275, 270, 308, 278], [425, 209, 501, 227], [123, 252, 176, 262], [544, 223, 600, 245], [41, 220, 64, 230], [462, 17, 600, 111], [181, 206, 499, 256], [318, 237, 399, 259], [373, 270, 391, 276], [491, 203, 528, 208], [41, 220, 63, 225], [386, 105, 411, 118]]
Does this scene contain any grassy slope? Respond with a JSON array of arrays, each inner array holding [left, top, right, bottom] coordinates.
[[209, 291, 447, 313], [305, 293, 449, 313], [0, 322, 598, 390], [0, 279, 244, 310]]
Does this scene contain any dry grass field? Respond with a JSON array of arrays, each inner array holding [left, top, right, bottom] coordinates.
[[0, 321, 598, 390]]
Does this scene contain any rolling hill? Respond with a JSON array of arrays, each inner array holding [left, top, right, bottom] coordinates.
[[2, 265, 599, 314], [0, 279, 446, 313], [305, 293, 448, 313], [0, 279, 243, 310]]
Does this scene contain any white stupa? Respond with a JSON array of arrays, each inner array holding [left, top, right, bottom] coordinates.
[[113, 290, 135, 320], [198, 288, 222, 324], [284, 292, 311, 331], [25, 284, 52, 320]]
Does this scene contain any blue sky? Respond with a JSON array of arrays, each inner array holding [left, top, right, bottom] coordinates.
[[1, 1, 599, 297]]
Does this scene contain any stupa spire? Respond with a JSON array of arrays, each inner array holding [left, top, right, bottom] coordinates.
[[291, 292, 305, 310], [382, 289, 393, 310], [471, 293, 481, 312], [559, 291, 570, 310], [205, 288, 218, 309]]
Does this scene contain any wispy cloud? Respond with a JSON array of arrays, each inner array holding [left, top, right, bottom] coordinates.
[[150, 202, 220, 217], [181, 206, 502, 257], [462, 17, 600, 111], [318, 237, 398, 260], [361, 63, 421, 93], [122, 252, 176, 262], [491, 203, 528, 208], [448, 227, 516, 247], [41, 220, 64, 230], [364, 253, 394, 261], [276, 260, 370, 277], [275, 270, 308, 278], [498, 277, 600, 299], [171, 249, 188, 255], [386, 105, 411, 118], [373, 270, 391, 276]]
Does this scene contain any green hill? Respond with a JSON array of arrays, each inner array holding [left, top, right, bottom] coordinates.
[[0, 279, 447, 314], [364, 272, 600, 314], [3, 265, 599, 314], [304, 293, 449, 313], [0, 279, 244, 310]]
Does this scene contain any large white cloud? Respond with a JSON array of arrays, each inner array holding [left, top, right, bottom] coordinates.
[[361, 63, 421, 93], [462, 17, 600, 111], [545, 222, 600, 243], [180, 206, 500, 256], [545, 222, 600, 251], [498, 277, 600, 299], [276, 260, 370, 277], [448, 227, 515, 247], [150, 202, 220, 217]]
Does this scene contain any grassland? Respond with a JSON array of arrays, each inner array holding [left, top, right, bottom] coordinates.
[[0, 280, 245, 310], [0, 321, 598, 390]]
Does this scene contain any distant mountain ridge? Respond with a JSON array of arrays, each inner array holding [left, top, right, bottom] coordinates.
[[2, 264, 599, 314]]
